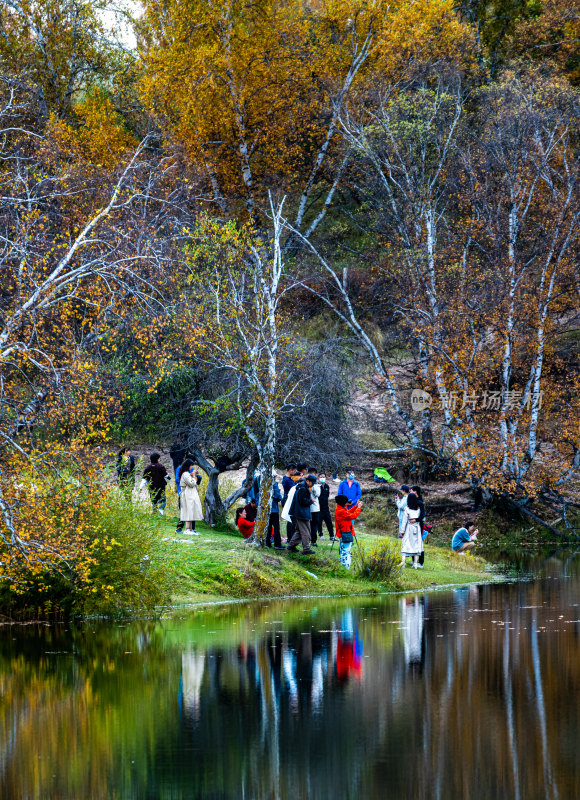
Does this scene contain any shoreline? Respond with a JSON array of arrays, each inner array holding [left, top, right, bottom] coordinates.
[[0, 573, 509, 624], [163, 525, 497, 614], [162, 573, 508, 614], [0, 510, 501, 618], [0, 570, 510, 623]]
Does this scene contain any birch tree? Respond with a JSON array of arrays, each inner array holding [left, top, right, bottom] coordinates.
[[339, 73, 471, 457], [162, 348, 355, 525], [177, 198, 334, 544], [0, 76, 202, 579], [139, 0, 474, 231], [295, 70, 579, 522], [0, 0, 129, 117], [464, 74, 579, 493], [139, 0, 380, 225]]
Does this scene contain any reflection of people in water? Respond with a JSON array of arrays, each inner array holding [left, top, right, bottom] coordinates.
[[296, 632, 314, 708], [267, 635, 284, 699], [237, 642, 258, 700], [453, 585, 470, 610], [179, 650, 206, 721], [336, 633, 363, 681], [402, 596, 425, 674], [282, 630, 328, 714], [336, 610, 363, 682]]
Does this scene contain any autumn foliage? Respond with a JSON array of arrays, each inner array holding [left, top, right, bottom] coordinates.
[[0, 0, 578, 608]]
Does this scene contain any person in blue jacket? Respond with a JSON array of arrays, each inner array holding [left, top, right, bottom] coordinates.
[[267, 475, 285, 550], [451, 523, 478, 553], [246, 469, 261, 503], [338, 470, 362, 509]]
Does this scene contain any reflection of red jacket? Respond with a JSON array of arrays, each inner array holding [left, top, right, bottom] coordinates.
[[335, 505, 361, 538], [237, 518, 255, 539], [336, 637, 362, 680]]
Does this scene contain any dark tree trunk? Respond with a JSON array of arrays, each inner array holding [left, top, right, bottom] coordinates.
[[188, 444, 257, 524], [223, 452, 259, 511], [188, 446, 231, 526], [421, 406, 435, 450], [203, 468, 225, 526]]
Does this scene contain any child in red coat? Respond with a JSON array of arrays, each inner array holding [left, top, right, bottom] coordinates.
[[335, 494, 363, 569], [236, 507, 255, 539]]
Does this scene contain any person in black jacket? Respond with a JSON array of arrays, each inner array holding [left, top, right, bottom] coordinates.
[[317, 473, 335, 540], [287, 475, 316, 555], [142, 452, 170, 514], [411, 485, 426, 565]]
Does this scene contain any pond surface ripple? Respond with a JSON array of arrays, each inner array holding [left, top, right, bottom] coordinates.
[[1, 548, 579, 799]]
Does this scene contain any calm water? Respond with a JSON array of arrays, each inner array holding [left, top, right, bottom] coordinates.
[[1, 551, 580, 799]]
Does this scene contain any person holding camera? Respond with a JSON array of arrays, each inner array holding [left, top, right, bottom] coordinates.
[[179, 459, 203, 535], [451, 523, 478, 553], [335, 494, 363, 569], [394, 484, 410, 536]]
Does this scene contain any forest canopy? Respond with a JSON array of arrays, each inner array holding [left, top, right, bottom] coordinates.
[[0, 0, 578, 588]]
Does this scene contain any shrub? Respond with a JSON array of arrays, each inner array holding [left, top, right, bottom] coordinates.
[[0, 463, 181, 617], [0, 465, 105, 613], [79, 492, 180, 616], [356, 496, 400, 537], [361, 501, 390, 532], [358, 537, 399, 581]]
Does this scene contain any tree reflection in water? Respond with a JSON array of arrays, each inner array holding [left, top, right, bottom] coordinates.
[[0, 566, 579, 799]]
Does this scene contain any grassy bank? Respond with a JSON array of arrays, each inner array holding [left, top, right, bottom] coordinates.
[[167, 519, 494, 607], [0, 490, 496, 617]]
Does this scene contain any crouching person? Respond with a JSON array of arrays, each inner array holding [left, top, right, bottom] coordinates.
[[236, 507, 255, 539], [335, 494, 363, 570], [452, 522, 478, 553]]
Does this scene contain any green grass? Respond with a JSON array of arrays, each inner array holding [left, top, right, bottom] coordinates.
[[20, 488, 494, 617], [164, 515, 494, 606]]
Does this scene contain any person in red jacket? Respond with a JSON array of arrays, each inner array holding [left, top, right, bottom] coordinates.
[[334, 494, 363, 569], [236, 507, 255, 539]]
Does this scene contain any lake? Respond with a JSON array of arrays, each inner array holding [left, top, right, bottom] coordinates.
[[1, 548, 579, 799]]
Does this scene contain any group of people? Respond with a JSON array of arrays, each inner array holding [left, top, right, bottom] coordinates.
[[235, 464, 365, 569], [394, 484, 428, 569], [117, 448, 205, 533], [118, 448, 479, 564], [394, 483, 479, 565]]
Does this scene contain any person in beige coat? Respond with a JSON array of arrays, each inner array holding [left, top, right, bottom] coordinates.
[[179, 459, 203, 534]]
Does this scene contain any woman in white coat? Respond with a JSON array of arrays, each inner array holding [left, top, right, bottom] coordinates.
[[395, 484, 410, 536], [400, 492, 423, 568], [309, 475, 321, 546], [180, 459, 203, 535]]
